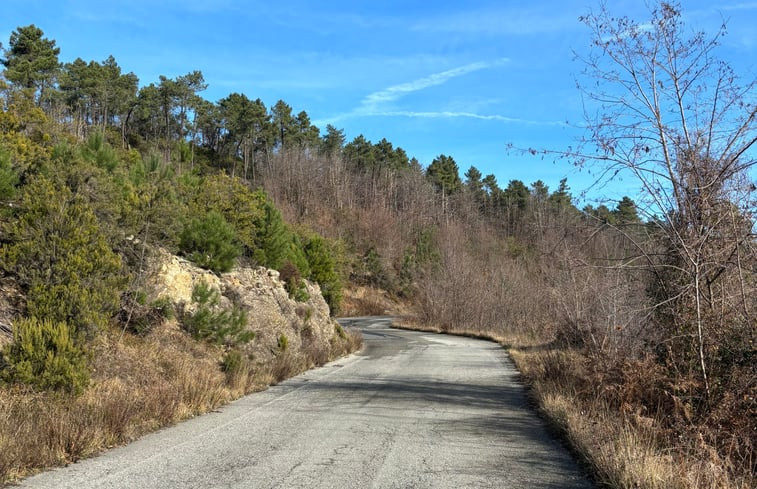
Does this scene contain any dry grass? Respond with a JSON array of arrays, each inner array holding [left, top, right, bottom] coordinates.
[[332, 324, 364, 355], [392, 318, 520, 347], [339, 286, 407, 317], [509, 346, 755, 489], [263, 324, 364, 385], [0, 319, 363, 485]]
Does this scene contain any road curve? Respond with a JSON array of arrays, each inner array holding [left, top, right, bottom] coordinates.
[[19, 317, 593, 489]]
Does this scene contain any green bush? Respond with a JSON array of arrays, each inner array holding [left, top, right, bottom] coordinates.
[[220, 349, 249, 383], [150, 296, 174, 320], [397, 249, 416, 297], [0, 148, 19, 201], [126, 153, 184, 250], [1, 177, 125, 335], [303, 234, 343, 315], [1, 317, 90, 395], [251, 198, 291, 269], [190, 173, 266, 256], [287, 233, 311, 280], [179, 211, 240, 273], [80, 131, 119, 172], [181, 281, 253, 347]]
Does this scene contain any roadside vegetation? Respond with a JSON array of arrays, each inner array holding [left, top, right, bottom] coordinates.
[[0, 22, 359, 484], [0, 2, 753, 487]]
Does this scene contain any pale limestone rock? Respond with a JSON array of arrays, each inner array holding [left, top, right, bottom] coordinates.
[[150, 249, 339, 362]]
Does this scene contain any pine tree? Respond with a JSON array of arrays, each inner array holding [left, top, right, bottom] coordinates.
[[1, 176, 125, 335], [179, 210, 240, 273], [252, 198, 290, 270], [614, 196, 641, 223], [426, 154, 462, 195], [1, 24, 60, 97], [304, 234, 342, 314]]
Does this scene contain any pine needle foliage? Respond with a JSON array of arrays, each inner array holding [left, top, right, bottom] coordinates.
[[251, 198, 290, 270], [1, 317, 89, 395], [179, 211, 240, 273], [190, 172, 266, 256], [181, 281, 253, 347], [303, 234, 342, 314], [0, 176, 125, 335], [0, 148, 19, 202]]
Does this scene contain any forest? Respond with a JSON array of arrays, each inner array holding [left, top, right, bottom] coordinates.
[[0, 2, 755, 487]]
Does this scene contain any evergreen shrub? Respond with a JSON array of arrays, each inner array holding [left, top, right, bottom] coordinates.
[[179, 211, 240, 273], [181, 281, 253, 347], [1, 317, 89, 395]]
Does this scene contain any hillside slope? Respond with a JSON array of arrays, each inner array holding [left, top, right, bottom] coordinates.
[[0, 248, 360, 484]]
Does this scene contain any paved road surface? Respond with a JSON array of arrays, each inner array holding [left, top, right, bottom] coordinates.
[[20, 317, 593, 488]]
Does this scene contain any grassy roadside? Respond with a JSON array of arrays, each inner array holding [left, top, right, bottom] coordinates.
[[0, 321, 362, 485], [392, 319, 754, 489]]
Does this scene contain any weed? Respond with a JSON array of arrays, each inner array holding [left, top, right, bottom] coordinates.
[[277, 333, 288, 352]]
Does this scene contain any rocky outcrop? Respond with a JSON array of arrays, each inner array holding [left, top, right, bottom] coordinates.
[[150, 250, 340, 362], [0, 250, 342, 361]]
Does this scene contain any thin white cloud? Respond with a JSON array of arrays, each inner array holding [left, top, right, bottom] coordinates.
[[368, 111, 564, 126], [313, 58, 560, 127], [361, 59, 509, 111], [315, 106, 561, 128]]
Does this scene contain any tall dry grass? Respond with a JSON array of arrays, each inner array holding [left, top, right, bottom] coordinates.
[[0, 320, 361, 485], [508, 348, 754, 489]]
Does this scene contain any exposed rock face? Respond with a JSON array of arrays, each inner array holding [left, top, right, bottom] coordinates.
[[150, 250, 340, 362], [150, 252, 223, 310]]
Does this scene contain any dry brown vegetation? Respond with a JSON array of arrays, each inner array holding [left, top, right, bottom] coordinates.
[[257, 144, 754, 488], [340, 285, 409, 317], [400, 215, 755, 488], [0, 320, 360, 484], [509, 348, 754, 489], [253, 84, 755, 489]]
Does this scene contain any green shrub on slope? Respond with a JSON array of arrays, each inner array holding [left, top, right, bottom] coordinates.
[[179, 211, 240, 273], [1, 176, 125, 335], [1, 317, 89, 395]]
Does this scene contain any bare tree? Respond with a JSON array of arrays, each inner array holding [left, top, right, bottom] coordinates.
[[563, 2, 757, 400]]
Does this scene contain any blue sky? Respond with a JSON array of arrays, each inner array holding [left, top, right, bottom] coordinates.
[[2, 1, 756, 206]]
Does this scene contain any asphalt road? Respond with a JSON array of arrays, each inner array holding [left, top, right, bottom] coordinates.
[[19, 317, 593, 488]]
